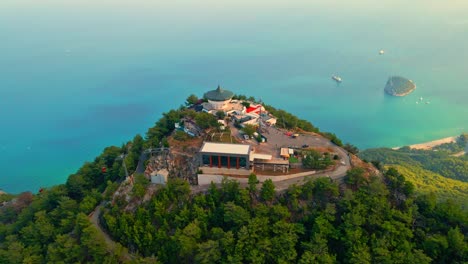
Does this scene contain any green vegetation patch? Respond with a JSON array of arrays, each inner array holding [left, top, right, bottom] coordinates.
[[359, 145, 468, 204], [289, 156, 299, 163], [387, 164, 468, 203], [302, 149, 333, 169], [359, 147, 468, 182]]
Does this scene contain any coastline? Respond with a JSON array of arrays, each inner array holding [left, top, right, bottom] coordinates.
[[391, 86, 416, 97], [392, 135, 459, 150], [385, 83, 416, 97]]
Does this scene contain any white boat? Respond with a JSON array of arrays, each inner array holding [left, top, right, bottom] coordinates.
[[332, 75, 342, 83], [379, 50, 385, 55], [426, 101, 430, 104], [420, 97, 423, 101]]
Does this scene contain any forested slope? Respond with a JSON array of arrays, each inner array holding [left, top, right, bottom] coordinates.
[[100, 170, 467, 263], [1, 153, 467, 263], [0, 99, 467, 263], [359, 147, 468, 182], [359, 146, 468, 203]]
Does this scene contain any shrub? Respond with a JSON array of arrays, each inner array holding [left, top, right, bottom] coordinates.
[[174, 130, 190, 141]]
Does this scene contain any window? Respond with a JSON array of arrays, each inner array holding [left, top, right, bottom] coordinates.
[[239, 157, 247, 168], [230, 156, 237, 168], [202, 155, 210, 166]]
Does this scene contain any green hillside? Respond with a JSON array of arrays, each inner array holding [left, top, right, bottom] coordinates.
[[359, 146, 468, 203], [2, 171, 467, 263], [0, 99, 466, 263], [386, 164, 468, 203]]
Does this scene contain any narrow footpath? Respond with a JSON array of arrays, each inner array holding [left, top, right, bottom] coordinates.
[[89, 204, 116, 250], [89, 203, 133, 260]]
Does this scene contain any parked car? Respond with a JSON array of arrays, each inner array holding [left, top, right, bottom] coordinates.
[[302, 144, 309, 148]]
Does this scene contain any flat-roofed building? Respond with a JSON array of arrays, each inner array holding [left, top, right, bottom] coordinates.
[[150, 169, 169, 185], [199, 142, 251, 169], [280, 148, 290, 159]]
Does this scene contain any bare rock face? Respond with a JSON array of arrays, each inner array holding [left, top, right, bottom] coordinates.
[[384, 76, 416, 96]]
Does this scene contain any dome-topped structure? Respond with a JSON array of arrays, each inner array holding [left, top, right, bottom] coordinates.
[[204, 85, 234, 102], [203, 85, 234, 110]]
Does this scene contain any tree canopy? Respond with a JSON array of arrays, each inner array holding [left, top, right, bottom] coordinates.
[[1, 97, 466, 263]]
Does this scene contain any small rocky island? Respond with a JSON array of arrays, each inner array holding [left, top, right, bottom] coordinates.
[[384, 76, 416, 96]]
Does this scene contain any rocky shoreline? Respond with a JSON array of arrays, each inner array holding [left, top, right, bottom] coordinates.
[[386, 84, 416, 96]]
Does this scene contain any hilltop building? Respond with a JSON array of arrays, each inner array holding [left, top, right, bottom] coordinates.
[[246, 104, 264, 115], [260, 113, 277, 126], [198, 142, 290, 175], [199, 142, 251, 169], [150, 169, 168, 185], [175, 118, 203, 137], [203, 85, 234, 110], [232, 113, 259, 127]]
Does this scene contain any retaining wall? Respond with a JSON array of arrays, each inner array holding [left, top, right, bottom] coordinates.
[[197, 170, 317, 185]]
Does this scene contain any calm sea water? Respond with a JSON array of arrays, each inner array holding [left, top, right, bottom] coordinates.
[[1, 0, 468, 193]]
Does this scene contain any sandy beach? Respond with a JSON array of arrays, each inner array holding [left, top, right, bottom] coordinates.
[[393, 136, 459, 150]]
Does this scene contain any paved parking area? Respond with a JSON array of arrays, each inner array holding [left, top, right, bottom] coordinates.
[[255, 126, 336, 158], [228, 122, 348, 165]]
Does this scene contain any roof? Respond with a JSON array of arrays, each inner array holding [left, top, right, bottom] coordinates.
[[151, 169, 169, 177], [204, 85, 234, 101], [200, 142, 251, 156], [280, 148, 290, 157], [254, 158, 289, 165], [246, 105, 262, 113], [157, 169, 169, 177], [251, 153, 272, 161]]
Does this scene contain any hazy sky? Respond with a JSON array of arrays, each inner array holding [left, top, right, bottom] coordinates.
[[3, 0, 468, 14]]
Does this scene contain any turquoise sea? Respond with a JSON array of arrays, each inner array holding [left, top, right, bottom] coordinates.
[[1, 0, 468, 193]]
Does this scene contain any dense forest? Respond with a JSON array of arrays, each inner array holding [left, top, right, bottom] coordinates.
[[359, 138, 468, 203], [359, 147, 468, 182], [2, 168, 466, 263], [0, 97, 467, 263], [102, 169, 467, 263]]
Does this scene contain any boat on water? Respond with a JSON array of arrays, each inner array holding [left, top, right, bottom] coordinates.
[[379, 50, 385, 55], [420, 97, 423, 101], [332, 75, 342, 83]]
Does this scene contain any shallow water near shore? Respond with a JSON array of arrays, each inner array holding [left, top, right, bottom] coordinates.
[[1, 0, 468, 193]]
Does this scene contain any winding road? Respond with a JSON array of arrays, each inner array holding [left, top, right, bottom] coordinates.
[[88, 128, 352, 256]]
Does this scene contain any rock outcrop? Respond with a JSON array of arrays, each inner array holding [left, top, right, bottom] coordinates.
[[384, 76, 416, 96]]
